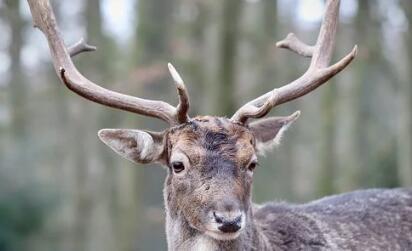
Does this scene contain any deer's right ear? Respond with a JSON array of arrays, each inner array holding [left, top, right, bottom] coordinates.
[[98, 129, 167, 165]]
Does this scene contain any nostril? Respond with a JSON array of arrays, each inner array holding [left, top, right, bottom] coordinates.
[[213, 212, 223, 223], [233, 215, 241, 224]]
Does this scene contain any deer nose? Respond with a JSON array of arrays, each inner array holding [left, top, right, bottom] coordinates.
[[213, 211, 243, 233]]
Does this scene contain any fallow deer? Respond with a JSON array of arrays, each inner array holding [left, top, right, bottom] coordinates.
[[27, 0, 412, 250]]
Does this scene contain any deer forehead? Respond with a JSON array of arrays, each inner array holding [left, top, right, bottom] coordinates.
[[167, 116, 255, 165]]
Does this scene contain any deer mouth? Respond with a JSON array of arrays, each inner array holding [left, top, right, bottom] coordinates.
[[205, 229, 243, 241]]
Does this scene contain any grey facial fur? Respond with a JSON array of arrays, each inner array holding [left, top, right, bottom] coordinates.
[[161, 118, 412, 251]]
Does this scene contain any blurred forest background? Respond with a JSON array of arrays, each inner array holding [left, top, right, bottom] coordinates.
[[0, 0, 411, 250]]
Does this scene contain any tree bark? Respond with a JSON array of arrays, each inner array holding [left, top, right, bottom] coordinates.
[[397, 1, 412, 186], [215, 0, 243, 115], [6, 0, 28, 161]]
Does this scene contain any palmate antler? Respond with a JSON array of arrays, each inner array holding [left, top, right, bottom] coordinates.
[[27, 0, 190, 126], [231, 0, 357, 124]]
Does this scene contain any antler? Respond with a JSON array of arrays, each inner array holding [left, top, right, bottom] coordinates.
[[27, 0, 190, 126], [231, 0, 357, 124]]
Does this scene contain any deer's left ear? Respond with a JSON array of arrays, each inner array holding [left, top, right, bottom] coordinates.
[[98, 129, 167, 165], [249, 111, 300, 154]]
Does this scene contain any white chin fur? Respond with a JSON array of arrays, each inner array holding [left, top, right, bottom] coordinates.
[[205, 230, 242, 241]]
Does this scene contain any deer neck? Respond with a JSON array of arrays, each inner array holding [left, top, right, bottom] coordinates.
[[163, 187, 265, 251]]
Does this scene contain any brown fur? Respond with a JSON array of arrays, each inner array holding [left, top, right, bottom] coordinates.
[[164, 117, 254, 228], [167, 117, 255, 166]]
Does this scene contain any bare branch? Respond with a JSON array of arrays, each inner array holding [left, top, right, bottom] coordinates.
[[276, 33, 314, 57], [68, 38, 97, 57], [232, 0, 357, 124]]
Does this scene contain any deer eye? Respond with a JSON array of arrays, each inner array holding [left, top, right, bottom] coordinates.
[[247, 161, 258, 172], [171, 161, 185, 173]]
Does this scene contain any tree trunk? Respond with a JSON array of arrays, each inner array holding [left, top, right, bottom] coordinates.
[[215, 0, 243, 115], [6, 0, 28, 165], [318, 84, 337, 195], [397, 1, 412, 186], [135, 0, 175, 63]]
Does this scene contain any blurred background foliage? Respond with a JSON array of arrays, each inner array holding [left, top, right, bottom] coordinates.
[[0, 0, 411, 250]]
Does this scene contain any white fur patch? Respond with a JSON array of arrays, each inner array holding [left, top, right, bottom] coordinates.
[[256, 111, 300, 155], [136, 131, 155, 160], [193, 236, 218, 251], [98, 129, 159, 163], [256, 122, 291, 155]]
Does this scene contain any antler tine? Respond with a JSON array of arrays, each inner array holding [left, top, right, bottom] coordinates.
[[232, 90, 279, 124], [168, 63, 190, 124], [232, 0, 357, 124], [275, 33, 314, 58], [68, 37, 97, 58], [27, 0, 189, 126]]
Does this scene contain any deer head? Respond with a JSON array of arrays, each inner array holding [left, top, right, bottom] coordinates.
[[28, 0, 356, 241]]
